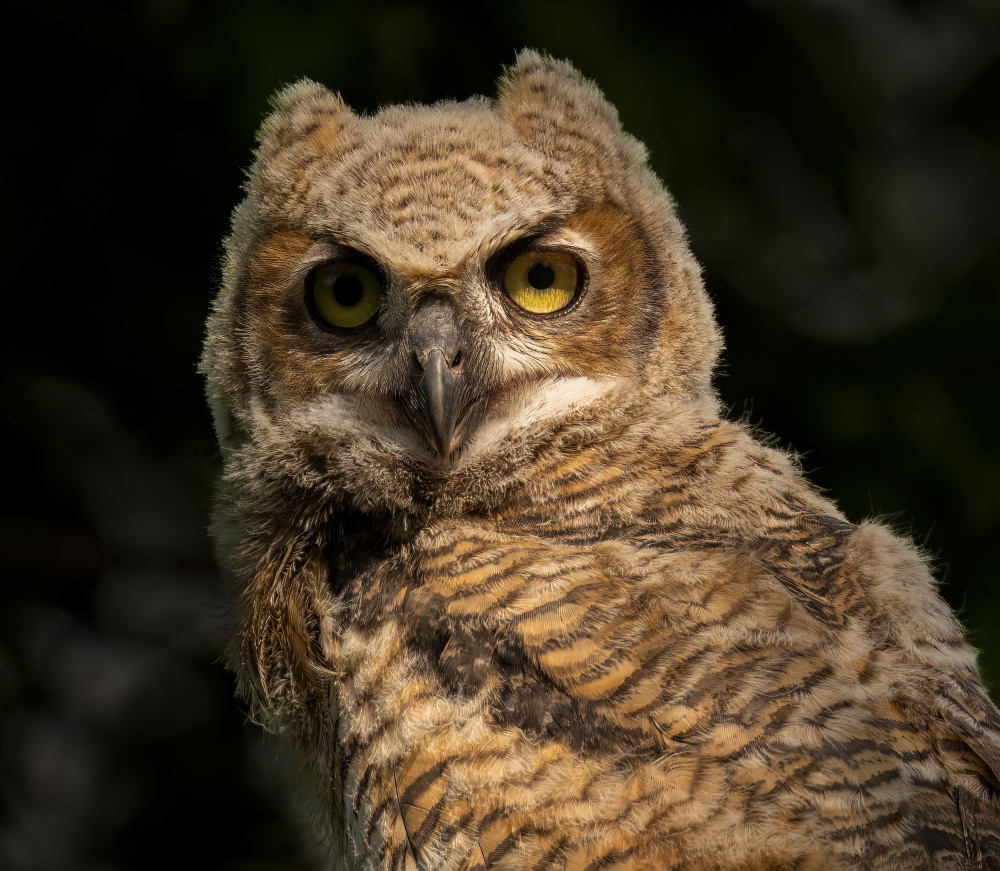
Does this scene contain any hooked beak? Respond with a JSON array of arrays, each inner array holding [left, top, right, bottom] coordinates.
[[404, 348, 467, 461], [398, 300, 545, 462], [403, 300, 471, 462], [417, 348, 466, 460]]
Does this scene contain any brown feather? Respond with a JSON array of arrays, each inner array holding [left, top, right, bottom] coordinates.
[[202, 51, 1000, 870]]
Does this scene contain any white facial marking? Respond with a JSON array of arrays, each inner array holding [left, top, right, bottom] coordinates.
[[287, 376, 617, 470], [290, 394, 431, 458], [458, 376, 618, 465]]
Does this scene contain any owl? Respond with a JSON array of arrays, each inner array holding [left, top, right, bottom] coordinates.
[[201, 52, 1000, 870]]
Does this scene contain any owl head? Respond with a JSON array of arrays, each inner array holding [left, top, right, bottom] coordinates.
[[203, 51, 722, 523]]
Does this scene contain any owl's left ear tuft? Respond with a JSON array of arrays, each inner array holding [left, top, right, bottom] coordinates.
[[254, 79, 354, 169], [498, 50, 622, 154]]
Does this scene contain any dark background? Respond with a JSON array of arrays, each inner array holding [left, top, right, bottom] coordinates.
[[2, 1, 998, 868]]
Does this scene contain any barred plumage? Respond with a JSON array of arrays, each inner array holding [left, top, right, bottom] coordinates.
[[202, 52, 1000, 870]]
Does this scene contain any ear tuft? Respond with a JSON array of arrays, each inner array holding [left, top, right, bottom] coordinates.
[[254, 79, 353, 168], [497, 50, 621, 152]]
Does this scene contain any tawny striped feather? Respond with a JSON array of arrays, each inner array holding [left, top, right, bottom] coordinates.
[[203, 52, 1000, 870]]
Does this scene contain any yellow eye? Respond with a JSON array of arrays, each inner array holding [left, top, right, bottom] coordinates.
[[503, 251, 579, 314], [309, 262, 382, 329]]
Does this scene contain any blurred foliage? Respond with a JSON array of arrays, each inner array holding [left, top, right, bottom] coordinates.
[[2, 0, 998, 868]]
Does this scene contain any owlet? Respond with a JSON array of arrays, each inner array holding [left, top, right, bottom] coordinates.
[[202, 51, 1000, 870]]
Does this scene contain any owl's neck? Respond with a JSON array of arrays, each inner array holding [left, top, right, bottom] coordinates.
[[481, 394, 839, 543], [377, 390, 838, 547], [221, 389, 839, 561]]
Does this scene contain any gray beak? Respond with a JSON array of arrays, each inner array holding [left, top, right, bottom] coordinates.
[[418, 348, 464, 459], [406, 300, 467, 461]]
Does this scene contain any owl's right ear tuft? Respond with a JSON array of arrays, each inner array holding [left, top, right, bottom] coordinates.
[[254, 79, 354, 167], [497, 50, 622, 153]]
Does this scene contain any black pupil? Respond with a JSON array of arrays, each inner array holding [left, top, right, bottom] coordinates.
[[528, 262, 555, 290], [333, 273, 364, 307]]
